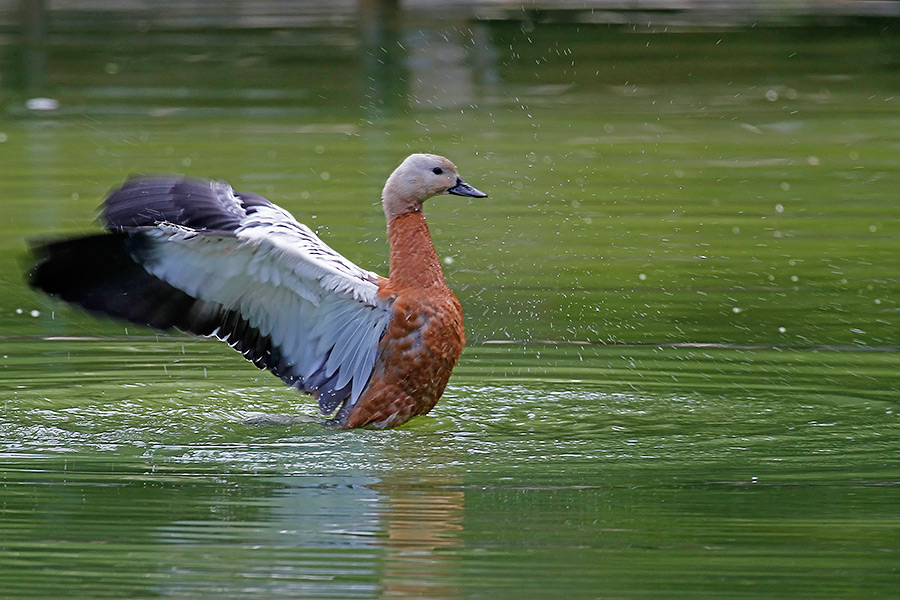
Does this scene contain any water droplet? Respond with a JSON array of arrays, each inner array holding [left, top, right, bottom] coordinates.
[[26, 97, 60, 111]]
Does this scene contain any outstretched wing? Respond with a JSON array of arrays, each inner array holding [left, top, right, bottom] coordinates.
[[30, 177, 393, 421]]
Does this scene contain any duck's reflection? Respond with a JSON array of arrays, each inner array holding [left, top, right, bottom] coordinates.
[[375, 475, 465, 599], [233, 471, 466, 599], [141, 467, 466, 599]]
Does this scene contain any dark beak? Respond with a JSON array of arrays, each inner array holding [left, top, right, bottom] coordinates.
[[447, 177, 487, 198]]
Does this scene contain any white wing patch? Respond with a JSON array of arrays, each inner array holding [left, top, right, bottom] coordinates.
[[136, 209, 392, 410]]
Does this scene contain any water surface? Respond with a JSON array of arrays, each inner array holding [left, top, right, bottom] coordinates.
[[2, 24, 899, 599]]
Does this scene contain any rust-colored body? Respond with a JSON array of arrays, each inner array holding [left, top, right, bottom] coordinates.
[[344, 212, 465, 428]]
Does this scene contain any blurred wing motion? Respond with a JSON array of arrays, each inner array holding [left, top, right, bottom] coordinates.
[[29, 177, 393, 421]]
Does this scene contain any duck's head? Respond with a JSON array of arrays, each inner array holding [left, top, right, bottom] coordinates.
[[382, 153, 487, 220]]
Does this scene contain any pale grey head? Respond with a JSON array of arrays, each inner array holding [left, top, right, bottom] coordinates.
[[381, 153, 487, 220]]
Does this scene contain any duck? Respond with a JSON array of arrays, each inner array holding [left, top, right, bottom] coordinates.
[[28, 153, 487, 429]]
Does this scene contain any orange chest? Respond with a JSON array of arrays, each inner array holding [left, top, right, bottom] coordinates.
[[383, 289, 465, 357]]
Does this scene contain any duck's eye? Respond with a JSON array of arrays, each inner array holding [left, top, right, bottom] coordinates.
[[432, 167, 443, 175]]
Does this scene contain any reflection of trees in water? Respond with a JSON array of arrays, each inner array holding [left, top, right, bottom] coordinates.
[[5, 0, 898, 32]]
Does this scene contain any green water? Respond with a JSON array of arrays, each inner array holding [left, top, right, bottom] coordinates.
[[2, 24, 899, 599]]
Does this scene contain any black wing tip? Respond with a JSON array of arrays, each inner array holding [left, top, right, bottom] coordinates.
[[100, 175, 276, 231], [112, 174, 234, 194], [26, 231, 130, 292], [105, 173, 192, 203], [100, 175, 255, 232]]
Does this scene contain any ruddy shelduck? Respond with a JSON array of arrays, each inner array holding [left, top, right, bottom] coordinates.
[[29, 153, 487, 428]]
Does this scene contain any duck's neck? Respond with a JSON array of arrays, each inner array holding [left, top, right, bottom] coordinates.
[[387, 211, 448, 289]]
